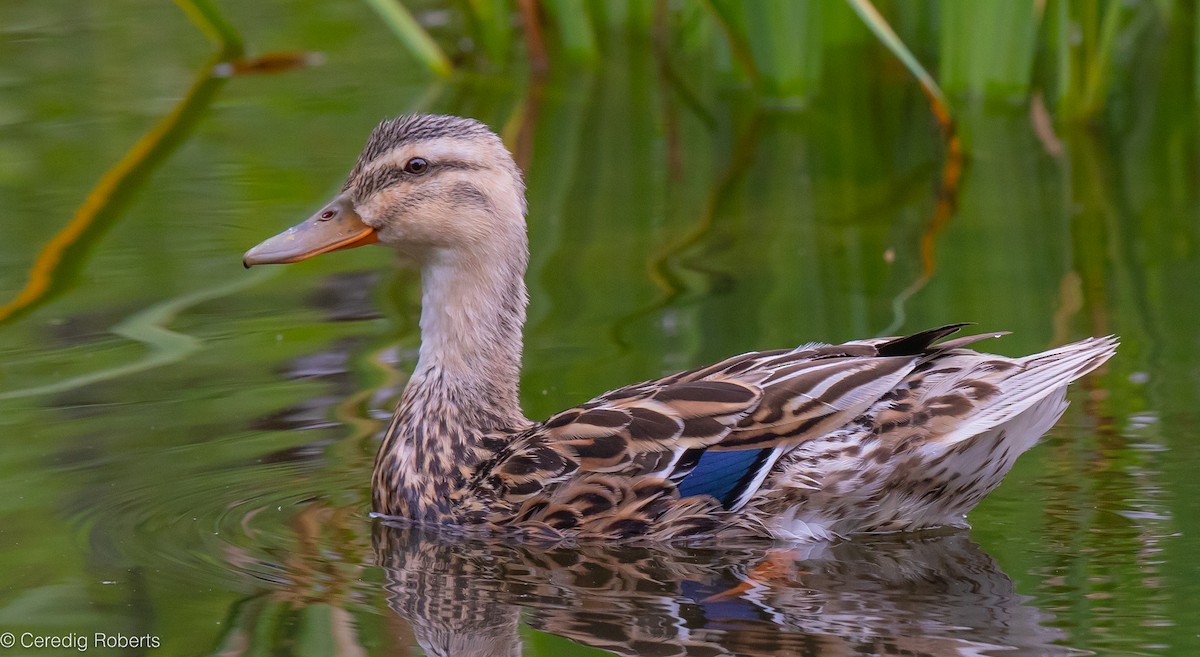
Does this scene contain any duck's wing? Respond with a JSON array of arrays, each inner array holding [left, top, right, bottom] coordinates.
[[462, 325, 973, 535]]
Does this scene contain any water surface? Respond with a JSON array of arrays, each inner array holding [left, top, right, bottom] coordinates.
[[2, 3, 1198, 656]]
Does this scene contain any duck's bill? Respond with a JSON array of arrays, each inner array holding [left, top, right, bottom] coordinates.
[[243, 194, 378, 267]]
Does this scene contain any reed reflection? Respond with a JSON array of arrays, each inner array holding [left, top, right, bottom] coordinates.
[[374, 526, 1072, 657]]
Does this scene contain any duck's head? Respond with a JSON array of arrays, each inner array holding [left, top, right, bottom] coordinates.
[[243, 114, 526, 267]]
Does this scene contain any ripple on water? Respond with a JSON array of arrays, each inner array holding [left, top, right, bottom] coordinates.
[[77, 457, 374, 591]]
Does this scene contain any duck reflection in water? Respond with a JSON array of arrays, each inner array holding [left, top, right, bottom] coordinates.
[[374, 525, 1072, 657]]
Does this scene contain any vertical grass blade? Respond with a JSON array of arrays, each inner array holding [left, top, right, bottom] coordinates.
[[845, 0, 951, 126], [740, 0, 825, 102], [701, 0, 762, 88], [1081, 0, 1127, 115], [939, 0, 1038, 100], [360, 0, 454, 77], [466, 0, 515, 65], [517, 0, 549, 70], [542, 0, 599, 62], [1053, 0, 1072, 109]]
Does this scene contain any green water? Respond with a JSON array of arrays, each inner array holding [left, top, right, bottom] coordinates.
[[2, 2, 1199, 656]]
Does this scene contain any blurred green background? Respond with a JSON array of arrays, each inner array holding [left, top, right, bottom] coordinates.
[[0, 0, 1197, 655]]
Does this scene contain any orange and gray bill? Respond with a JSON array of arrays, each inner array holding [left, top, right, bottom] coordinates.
[[243, 193, 377, 267]]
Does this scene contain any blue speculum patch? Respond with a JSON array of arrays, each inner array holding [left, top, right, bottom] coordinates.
[[677, 448, 772, 508]]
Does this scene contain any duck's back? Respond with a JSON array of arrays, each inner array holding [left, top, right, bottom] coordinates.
[[457, 326, 1117, 542]]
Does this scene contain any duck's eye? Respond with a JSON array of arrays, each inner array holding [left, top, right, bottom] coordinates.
[[403, 157, 429, 175]]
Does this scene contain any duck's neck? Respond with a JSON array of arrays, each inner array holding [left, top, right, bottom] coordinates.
[[373, 240, 530, 520]]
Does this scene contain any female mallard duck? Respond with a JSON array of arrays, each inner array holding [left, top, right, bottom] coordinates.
[[244, 114, 1116, 543]]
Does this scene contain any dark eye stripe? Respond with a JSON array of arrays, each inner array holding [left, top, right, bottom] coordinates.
[[350, 159, 486, 199], [355, 167, 406, 198], [437, 160, 483, 171]]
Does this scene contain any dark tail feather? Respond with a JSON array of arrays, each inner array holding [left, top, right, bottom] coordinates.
[[876, 323, 972, 357]]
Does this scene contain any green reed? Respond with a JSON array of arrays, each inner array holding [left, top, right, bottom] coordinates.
[[938, 0, 1038, 100], [362, 0, 454, 76], [366, 0, 1191, 123]]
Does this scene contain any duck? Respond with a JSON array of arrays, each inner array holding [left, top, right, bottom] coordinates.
[[243, 114, 1117, 543]]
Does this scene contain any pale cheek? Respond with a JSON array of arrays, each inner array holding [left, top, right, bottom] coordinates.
[[420, 211, 475, 246], [374, 209, 461, 248], [375, 222, 412, 246]]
